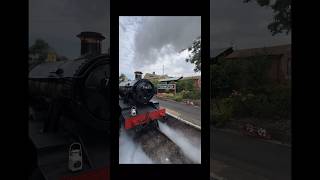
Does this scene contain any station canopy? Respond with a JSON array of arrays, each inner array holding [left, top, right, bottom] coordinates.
[[159, 76, 183, 83]]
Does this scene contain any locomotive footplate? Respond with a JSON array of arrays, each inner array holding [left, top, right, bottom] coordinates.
[[119, 99, 166, 130], [29, 120, 110, 180]]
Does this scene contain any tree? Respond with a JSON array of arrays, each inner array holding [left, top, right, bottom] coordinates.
[[176, 79, 195, 92], [29, 39, 50, 63], [119, 73, 128, 82], [186, 36, 201, 72], [244, 0, 291, 35]]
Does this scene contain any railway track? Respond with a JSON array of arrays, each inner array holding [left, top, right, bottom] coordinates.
[[132, 127, 193, 164], [123, 114, 201, 164]]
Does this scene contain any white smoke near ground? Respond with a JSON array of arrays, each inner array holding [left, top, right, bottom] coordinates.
[[158, 121, 201, 164], [119, 128, 153, 164]]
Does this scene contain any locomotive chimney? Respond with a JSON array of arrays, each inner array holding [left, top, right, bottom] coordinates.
[[76, 31, 105, 56], [134, 71, 143, 80]]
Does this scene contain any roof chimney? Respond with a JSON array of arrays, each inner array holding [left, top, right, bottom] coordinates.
[[77, 31, 105, 56], [134, 71, 143, 80]]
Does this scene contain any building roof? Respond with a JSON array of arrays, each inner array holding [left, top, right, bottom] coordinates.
[[144, 73, 169, 80], [210, 47, 233, 58], [182, 76, 201, 80], [159, 76, 183, 82], [225, 44, 291, 59], [76, 31, 105, 40]]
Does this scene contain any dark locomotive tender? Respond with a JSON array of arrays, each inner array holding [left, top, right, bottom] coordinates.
[[119, 71, 166, 130], [29, 32, 110, 180]]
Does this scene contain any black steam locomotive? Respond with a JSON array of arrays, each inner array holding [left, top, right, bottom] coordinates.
[[29, 54, 111, 131], [119, 72, 166, 130], [29, 32, 110, 180]]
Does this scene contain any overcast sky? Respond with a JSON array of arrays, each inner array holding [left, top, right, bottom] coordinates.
[[119, 16, 201, 80], [29, 0, 110, 59], [210, 0, 291, 51]]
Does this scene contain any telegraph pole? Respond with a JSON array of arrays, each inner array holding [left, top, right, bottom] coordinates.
[[162, 65, 164, 75]]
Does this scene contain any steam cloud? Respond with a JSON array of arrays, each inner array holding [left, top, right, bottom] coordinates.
[[119, 128, 153, 164], [133, 16, 201, 66], [158, 121, 201, 164], [119, 16, 201, 79]]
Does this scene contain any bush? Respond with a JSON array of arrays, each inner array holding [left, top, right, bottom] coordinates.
[[211, 98, 233, 127], [176, 79, 195, 92], [211, 56, 273, 98], [228, 85, 291, 120], [179, 90, 201, 100], [211, 84, 291, 128], [172, 93, 183, 102], [266, 85, 291, 119]]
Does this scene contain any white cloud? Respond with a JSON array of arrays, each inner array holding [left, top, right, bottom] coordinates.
[[119, 16, 201, 80], [137, 45, 200, 77]]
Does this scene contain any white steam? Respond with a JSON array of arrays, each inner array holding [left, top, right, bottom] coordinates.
[[158, 121, 201, 164], [119, 128, 153, 164]]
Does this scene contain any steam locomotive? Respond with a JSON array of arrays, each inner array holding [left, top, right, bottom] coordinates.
[[29, 32, 110, 180], [29, 54, 111, 131], [119, 71, 166, 131]]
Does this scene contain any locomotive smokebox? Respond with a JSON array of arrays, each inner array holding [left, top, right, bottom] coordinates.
[[77, 31, 105, 56], [119, 71, 155, 105], [134, 71, 143, 80]]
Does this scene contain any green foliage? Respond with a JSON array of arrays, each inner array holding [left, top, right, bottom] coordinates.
[[176, 79, 195, 92], [173, 79, 201, 100], [150, 79, 160, 88], [212, 56, 272, 97], [222, 85, 291, 120], [244, 0, 291, 35], [29, 39, 50, 63], [186, 37, 201, 72], [211, 55, 291, 126], [159, 79, 201, 101], [119, 73, 128, 82], [29, 38, 69, 69], [179, 90, 201, 100], [211, 98, 233, 127], [29, 39, 50, 54], [172, 93, 183, 102]]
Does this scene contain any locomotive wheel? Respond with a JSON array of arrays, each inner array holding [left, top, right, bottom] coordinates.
[[144, 120, 159, 130], [153, 120, 159, 129]]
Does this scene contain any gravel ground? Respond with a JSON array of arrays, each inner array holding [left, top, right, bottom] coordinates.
[[133, 127, 193, 164]]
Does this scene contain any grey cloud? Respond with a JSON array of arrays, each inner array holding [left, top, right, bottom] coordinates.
[[29, 0, 109, 59], [133, 16, 201, 66], [210, 0, 291, 51]]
